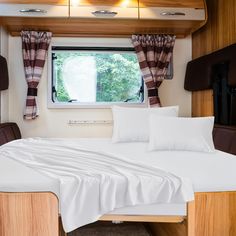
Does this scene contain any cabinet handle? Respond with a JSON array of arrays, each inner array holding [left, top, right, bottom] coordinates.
[[92, 10, 118, 17], [19, 9, 47, 13], [161, 12, 186, 16]]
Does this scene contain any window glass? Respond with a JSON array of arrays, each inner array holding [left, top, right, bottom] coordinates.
[[52, 48, 144, 104]]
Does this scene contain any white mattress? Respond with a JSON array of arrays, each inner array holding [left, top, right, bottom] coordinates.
[[1, 138, 236, 217]]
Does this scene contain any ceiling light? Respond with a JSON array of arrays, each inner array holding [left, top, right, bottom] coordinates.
[[71, 0, 80, 7]]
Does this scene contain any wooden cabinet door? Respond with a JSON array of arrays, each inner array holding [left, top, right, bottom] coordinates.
[[70, 0, 139, 19], [139, 0, 206, 20], [0, 0, 69, 17]]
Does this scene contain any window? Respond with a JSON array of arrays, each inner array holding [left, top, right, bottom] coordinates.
[[50, 46, 145, 107]]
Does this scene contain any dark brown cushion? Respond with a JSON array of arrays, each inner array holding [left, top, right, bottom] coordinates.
[[0, 55, 9, 91], [184, 43, 236, 91], [0, 123, 21, 146], [213, 125, 236, 155]]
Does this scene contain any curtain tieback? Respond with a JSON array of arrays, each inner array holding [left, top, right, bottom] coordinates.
[[27, 88, 38, 96], [148, 88, 158, 97]]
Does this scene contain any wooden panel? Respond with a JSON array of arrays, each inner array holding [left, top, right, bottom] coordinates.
[[0, 0, 68, 5], [0, 192, 59, 236], [0, 17, 205, 38], [192, 90, 213, 117], [0, 0, 204, 8], [195, 192, 236, 236], [99, 214, 185, 223], [192, 0, 236, 117], [140, 0, 205, 9], [73, 0, 138, 7], [1, 191, 236, 236], [148, 222, 187, 236], [187, 201, 195, 236]]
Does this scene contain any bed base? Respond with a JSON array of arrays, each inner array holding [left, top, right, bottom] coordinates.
[[1, 191, 236, 236]]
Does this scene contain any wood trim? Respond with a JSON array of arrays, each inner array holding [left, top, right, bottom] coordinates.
[[99, 214, 185, 223], [187, 201, 195, 236], [0, 17, 205, 38], [190, 0, 208, 34]]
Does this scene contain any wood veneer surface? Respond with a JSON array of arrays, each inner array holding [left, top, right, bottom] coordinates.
[[0, 17, 204, 38], [192, 0, 236, 117], [1, 191, 236, 236], [0, 0, 204, 8], [0, 192, 59, 236]]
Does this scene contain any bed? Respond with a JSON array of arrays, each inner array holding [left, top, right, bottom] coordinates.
[[0, 123, 236, 236]]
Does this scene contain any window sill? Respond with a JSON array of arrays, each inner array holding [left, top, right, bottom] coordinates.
[[47, 101, 148, 109]]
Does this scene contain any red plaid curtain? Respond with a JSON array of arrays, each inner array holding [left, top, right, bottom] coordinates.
[[21, 31, 52, 120], [132, 35, 176, 107]]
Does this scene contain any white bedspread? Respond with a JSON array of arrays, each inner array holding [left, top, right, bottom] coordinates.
[[0, 138, 194, 232]]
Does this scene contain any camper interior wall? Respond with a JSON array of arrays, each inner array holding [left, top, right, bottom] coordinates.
[[0, 27, 9, 123], [7, 36, 192, 138]]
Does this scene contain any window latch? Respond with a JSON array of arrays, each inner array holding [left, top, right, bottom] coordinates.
[[68, 99, 78, 103]]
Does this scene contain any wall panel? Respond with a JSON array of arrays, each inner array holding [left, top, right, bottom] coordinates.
[[8, 37, 191, 138], [192, 0, 236, 117]]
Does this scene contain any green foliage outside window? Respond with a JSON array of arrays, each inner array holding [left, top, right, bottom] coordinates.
[[53, 51, 142, 103]]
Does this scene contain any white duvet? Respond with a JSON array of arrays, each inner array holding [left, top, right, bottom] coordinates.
[[0, 138, 194, 233]]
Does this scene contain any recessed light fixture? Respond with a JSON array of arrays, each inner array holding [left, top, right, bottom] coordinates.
[[121, 0, 130, 8], [71, 0, 80, 7]]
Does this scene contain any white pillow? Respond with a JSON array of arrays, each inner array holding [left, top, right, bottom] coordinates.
[[112, 106, 179, 143], [148, 116, 215, 152]]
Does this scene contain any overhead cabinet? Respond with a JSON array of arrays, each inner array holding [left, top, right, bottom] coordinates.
[[140, 8, 205, 21], [0, 1, 68, 17], [139, 0, 205, 20], [0, 0, 207, 38]]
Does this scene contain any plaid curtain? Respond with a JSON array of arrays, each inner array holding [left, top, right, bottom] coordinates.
[[21, 31, 52, 120], [132, 34, 176, 107]]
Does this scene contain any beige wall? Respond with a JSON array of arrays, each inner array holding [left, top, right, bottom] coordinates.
[[7, 36, 192, 138]]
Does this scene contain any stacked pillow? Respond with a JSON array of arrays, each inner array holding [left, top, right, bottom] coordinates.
[[112, 106, 215, 153]]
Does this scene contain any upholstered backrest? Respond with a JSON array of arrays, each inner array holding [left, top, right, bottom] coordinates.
[[184, 43, 236, 91], [213, 125, 236, 155], [0, 55, 9, 91], [0, 123, 21, 146]]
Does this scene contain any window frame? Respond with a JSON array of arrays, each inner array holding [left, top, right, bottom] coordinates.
[[47, 44, 148, 109]]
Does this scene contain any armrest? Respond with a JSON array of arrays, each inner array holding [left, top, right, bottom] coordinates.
[[0, 122, 21, 146]]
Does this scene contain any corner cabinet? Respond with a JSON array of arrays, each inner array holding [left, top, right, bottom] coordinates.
[[0, 0, 207, 38]]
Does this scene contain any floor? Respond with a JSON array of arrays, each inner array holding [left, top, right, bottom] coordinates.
[[68, 222, 152, 236]]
